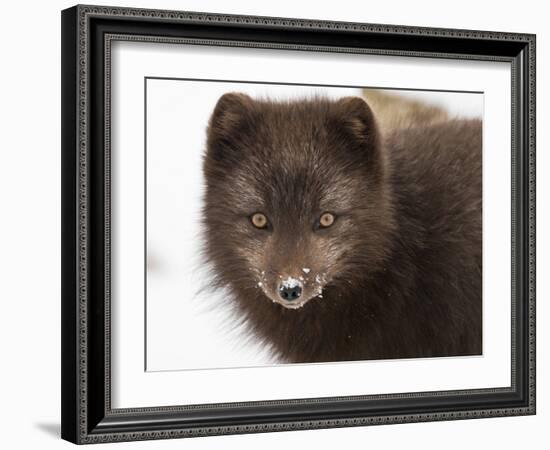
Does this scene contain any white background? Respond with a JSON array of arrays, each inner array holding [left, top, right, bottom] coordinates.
[[113, 43, 509, 409], [110, 49, 499, 407], [0, 0, 546, 449], [145, 81, 485, 372]]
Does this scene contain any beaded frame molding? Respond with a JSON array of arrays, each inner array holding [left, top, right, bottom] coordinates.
[[61, 4, 536, 445]]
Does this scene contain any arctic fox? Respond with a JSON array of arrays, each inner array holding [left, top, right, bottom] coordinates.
[[201, 91, 482, 363]]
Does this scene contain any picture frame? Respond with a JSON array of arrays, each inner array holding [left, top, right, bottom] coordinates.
[[61, 4, 536, 444]]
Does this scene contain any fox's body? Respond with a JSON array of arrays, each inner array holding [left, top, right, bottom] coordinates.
[[202, 92, 482, 363]]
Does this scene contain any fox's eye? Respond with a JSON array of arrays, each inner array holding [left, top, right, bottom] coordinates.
[[250, 212, 269, 229], [318, 212, 336, 228]]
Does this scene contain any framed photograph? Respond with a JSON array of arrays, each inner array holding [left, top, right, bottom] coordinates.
[[61, 4, 536, 444]]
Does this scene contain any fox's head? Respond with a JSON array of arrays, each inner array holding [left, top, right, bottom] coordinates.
[[202, 93, 395, 311]]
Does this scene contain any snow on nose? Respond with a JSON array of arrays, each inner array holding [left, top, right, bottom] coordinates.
[[278, 276, 303, 301]]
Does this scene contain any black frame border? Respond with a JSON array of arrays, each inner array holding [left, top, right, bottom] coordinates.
[[61, 4, 536, 444]]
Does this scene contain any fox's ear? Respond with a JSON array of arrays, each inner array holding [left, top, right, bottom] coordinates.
[[333, 96, 382, 169], [209, 92, 253, 134], [206, 93, 254, 163], [335, 96, 379, 146]]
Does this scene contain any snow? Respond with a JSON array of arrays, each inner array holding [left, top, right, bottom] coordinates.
[[280, 276, 302, 289]]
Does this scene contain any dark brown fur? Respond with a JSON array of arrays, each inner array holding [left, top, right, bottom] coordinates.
[[201, 93, 482, 363]]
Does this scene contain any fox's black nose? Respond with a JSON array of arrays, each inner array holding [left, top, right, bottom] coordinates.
[[278, 279, 302, 301]]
